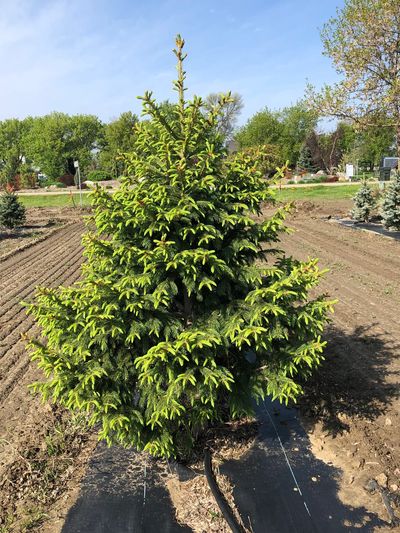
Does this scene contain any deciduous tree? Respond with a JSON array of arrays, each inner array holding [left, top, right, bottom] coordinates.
[[98, 111, 139, 177], [308, 0, 400, 156], [204, 92, 243, 141], [25, 113, 103, 180], [0, 119, 27, 187]]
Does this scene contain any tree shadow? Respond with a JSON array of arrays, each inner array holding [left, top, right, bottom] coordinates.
[[298, 323, 400, 436], [221, 398, 389, 532], [0, 230, 39, 241]]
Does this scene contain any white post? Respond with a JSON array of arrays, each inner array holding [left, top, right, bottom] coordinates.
[[74, 160, 82, 207]]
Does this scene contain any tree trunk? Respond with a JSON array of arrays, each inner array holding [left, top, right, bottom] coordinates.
[[397, 125, 400, 162]]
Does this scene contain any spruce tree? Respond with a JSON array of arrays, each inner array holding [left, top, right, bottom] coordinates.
[[0, 188, 26, 229], [297, 143, 315, 173], [351, 180, 375, 222], [381, 173, 400, 230], [26, 37, 334, 459]]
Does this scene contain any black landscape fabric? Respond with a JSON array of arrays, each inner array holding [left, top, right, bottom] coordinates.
[[62, 399, 388, 532]]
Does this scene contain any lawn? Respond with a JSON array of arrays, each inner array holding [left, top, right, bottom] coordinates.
[[18, 193, 92, 208], [17, 184, 373, 207], [275, 184, 364, 202]]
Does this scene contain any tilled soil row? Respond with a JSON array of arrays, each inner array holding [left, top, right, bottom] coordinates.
[[0, 223, 83, 303], [0, 224, 85, 405], [0, 265, 82, 404], [0, 222, 80, 284], [293, 220, 400, 285], [281, 223, 400, 331], [0, 242, 84, 350]]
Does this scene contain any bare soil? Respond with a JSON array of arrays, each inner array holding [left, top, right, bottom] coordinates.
[[0, 210, 92, 532], [0, 207, 85, 261], [0, 200, 399, 531]]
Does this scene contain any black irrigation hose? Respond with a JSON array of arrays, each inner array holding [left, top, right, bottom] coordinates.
[[204, 448, 245, 533]]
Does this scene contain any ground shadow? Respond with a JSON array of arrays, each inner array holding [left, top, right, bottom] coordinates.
[[62, 323, 397, 532], [298, 324, 400, 435], [221, 398, 389, 532], [0, 229, 41, 241]]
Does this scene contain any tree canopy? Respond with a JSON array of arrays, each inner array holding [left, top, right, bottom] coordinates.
[[24, 113, 103, 181], [98, 111, 139, 178], [235, 103, 317, 167], [0, 119, 28, 187], [308, 0, 400, 155]]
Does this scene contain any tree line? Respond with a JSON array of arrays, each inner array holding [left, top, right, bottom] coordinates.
[[0, 94, 244, 189], [0, 111, 137, 188], [234, 103, 396, 174], [2, 99, 395, 189], [1, 0, 399, 188]]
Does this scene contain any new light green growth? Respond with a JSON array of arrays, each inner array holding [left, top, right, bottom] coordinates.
[[26, 36, 334, 459]]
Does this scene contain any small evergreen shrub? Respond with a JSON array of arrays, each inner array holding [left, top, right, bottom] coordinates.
[[26, 37, 334, 459], [351, 180, 375, 222], [0, 188, 26, 229], [381, 173, 400, 230], [297, 144, 315, 173], [86, 170, 113, 182]]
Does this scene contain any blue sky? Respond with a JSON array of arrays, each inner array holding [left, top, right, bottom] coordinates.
[[0, 0, 344, 125]]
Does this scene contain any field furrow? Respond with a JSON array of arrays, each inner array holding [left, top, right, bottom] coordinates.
[[0, 224, 84, 405]]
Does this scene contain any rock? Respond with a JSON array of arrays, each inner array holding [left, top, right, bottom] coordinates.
[[348, 475, 355, 485], [352, 458, 365, 470], [385, 418, 392, 426], [311, 476, 318, 482], [81, 180, 95, 189], [375, 473, 388, 488], [389, 484, 398, 493], [347, 445, 358, 457]]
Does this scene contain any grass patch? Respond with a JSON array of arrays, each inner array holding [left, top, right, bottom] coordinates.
[[275, 184, 366, 202], [18, 186, 363, 208], [18, 193, 92, 208]]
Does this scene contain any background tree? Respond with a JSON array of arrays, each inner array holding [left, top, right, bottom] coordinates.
[[308, 0, 400, 157], [98, 111, 138, 177], [277, 102, 318, 166], [235, 103, 317, 167], [235, 107, 283, 150], [347, 125, 396, 171], [25, 113, 103, 181], [204, 92, 243, 141], [305, 124, 350, 173], [297, 144, 315, 172], [381, 173, 400, 229], [27, 36, 333, 459], [0, 119, 27, 187]]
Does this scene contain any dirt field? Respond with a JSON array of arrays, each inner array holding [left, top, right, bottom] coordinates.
[[0, 210, 95, 532], [0, 201, 399, 531]]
